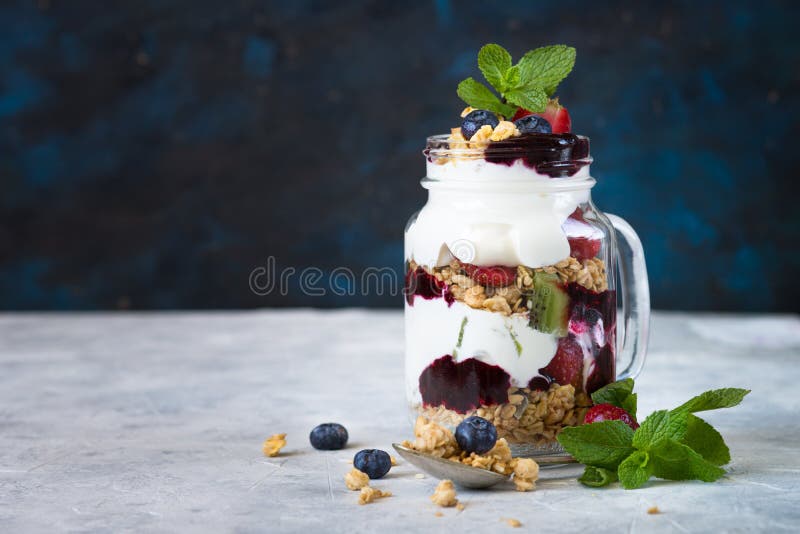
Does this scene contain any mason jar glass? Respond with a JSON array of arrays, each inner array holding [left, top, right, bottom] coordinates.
[[404, 133, 649, 456]]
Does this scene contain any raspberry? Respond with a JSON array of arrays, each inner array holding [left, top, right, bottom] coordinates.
[[584, 403, 639, 430], [463, 264, 516, 287]]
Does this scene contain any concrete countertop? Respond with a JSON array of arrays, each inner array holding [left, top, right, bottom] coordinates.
[[1, 310, 798, 532]]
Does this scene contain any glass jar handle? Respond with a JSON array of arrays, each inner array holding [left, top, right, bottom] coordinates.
[[607, 214, 650, 381]]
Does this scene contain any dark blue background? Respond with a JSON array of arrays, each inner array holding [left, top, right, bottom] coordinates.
[[1, 0, 798, 311]]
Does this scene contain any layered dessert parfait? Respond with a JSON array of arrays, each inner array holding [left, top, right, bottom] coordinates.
[[404, 44, 617, 450]]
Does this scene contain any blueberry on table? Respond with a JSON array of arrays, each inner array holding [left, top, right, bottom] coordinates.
[[353, 449, 392, 479], [513, 114, 552, 134], [455, 416, 498, 454], [309, 423, 349, 450], [461, 109, 500, 139]]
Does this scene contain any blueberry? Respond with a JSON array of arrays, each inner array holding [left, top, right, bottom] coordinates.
[[514, 115, 552, 134], [454, 416, 498, 454], [461, 110, 500, 139], [309, 423, 349, 450], [353, 449, 392, 479]]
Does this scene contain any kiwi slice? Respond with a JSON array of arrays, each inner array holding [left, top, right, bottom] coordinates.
[[528, 272, 569, 336]]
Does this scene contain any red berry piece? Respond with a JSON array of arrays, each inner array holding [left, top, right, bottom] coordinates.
[[463, 264, 516, 287], [511, 107, 534, 121], [510, 99, 571, 134], [568, 207, 586, 222], [568, 237, 602, 261], [538, 337, 584, 388], [539, 99, 571, 134], [584, 403, 639, 430], [563, 207, 601, 261]]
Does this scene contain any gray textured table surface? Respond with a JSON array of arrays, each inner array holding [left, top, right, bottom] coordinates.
[[1, 310, 799, 533]]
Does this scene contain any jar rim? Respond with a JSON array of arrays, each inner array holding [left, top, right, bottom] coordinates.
[[423, 133, 591, 159], [421, 175, 596, 192], [423, 132, 594, 187]]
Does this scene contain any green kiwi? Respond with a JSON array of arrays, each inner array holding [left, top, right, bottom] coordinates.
[[528, 272, 569, 336]]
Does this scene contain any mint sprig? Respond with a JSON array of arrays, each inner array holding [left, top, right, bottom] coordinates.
[[558, 379, 750, 490], [457, 43, 576, 117]]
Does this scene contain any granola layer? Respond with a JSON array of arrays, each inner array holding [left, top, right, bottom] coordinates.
[[413, 383, 592, 445], [408, 256, 607, 318]]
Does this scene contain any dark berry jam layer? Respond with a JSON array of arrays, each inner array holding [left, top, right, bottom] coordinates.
[[405, 266, 454, 306], [419, 355, 510, 413], [566, 283, 617, 394], [484, 133, 590, 177]]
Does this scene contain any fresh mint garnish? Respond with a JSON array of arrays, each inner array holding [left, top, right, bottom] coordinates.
[[456, 78, 516, 118], [617, 450, 653, 489], [558, 379, 749, 489], [477, 43, 512, 93], [453, 316, 468, 358], [590, 378, 637, 419], [517, 45, 576, 96], [648, 438, 726, 484], [556, 420, 635, 470], [457, 43, 576, 117], [672, 388, 751, 415], [507, 326, 523, 357], [579, 466, 618, 487]]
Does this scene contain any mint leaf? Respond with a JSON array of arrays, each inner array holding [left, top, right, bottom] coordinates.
[[591, 379, 635, 410], [622, 393, 638, 418], [632, 410, 688, 450], [649, 438, 726, 482], [504, 65, 520, 90], [579, 466, 618, 487], [617, 450, 653, 489], [517, 45, 576, 96], [477, 44, 512, 93], [672, 388, 750, 416], [557, 420, 635, 470], [681, 414, 730, 466], [456, 77, 516, 118], [504, 86, 548, 113]]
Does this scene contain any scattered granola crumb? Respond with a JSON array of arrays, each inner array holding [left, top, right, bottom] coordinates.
[[262, 433, 286, 457], [390, 455, 398, 466], [410, 417, 459, 458], [647, 506, 661, 515], [415, 473, 426, 479], [512, 458, 540, 492], [506, 518, 522, 528], [435, 511, 444, 517], [358, 486, 392, 505], [456, 502, 465, 511], [344, 468, 370, 491], [431, 479, 459, 507]]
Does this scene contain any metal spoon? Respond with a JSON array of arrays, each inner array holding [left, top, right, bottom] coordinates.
[[392, 443, 577, 489]]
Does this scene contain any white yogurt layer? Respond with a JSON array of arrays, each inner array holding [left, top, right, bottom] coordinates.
[[405, 297, 558, 404], [406, 159, 592, 268]]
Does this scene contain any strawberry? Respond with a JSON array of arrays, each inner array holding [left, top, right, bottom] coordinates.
[[511, 107, 534, 122], [568, 237, 602, 261], [568, 207, 586, 221], [538, 337, 584, 388], [511, 99, 571, 134], [564, 207, 601, 261], [539, 99, 571, 134], [584, 403, 639, 430], [463, 264, 516, 287]]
